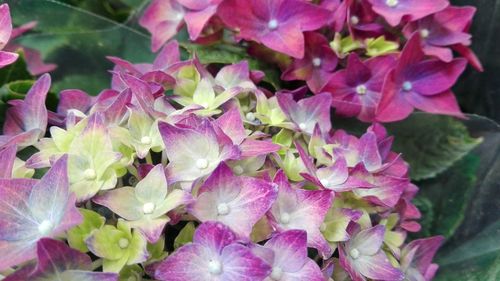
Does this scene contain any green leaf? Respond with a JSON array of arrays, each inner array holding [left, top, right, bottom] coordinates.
[[0, 80, 60, 111], [173, 222, 195, 249], [386, 114, 483, 180]]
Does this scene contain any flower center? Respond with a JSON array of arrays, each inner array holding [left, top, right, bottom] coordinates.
[[196, 158, 209, 169], [118, 238, 130, 249], [141, 136, 152, 145], [280, 212, 291, 225], [298, 123, 307, 130], [83, 168, 97, 181], [402, 81, 413, 92], [350, 15, 360, 25], [356, 85, 368, 95], [349, 248, 360, 259], [268, 19, 279, 30], [312, 57, 322, 67], [208, 260, 223, 275], [143, 202, 156, 214], [175, 13, 184, 21], [420, 28, 430, 38], [217, 203, 230, 216], [246, 112, 256, 122], [385, 0, 398, 7], [270, 266, 284, 280], [233, 165, 244, 175], [38, 220, 54, 235]]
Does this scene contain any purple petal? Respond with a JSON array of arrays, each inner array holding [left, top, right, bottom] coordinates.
[[0, 145, 17, 178], [264, 230, 308, 272]]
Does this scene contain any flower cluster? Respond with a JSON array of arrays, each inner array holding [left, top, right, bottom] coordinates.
[[141, 0, 481, 123], [0, 0, 480, 280]]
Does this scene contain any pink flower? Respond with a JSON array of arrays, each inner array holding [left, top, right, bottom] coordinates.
[[0, 4, 18, 68], [340, 225, 404, 281], [367, 0, 449, 27], [189, 163, 277, 238], [155, 221, 271, 280], [218, 0, 330, 58], [252, 230, 325, 281], [267, 170, 333, 258], [400, 236, 444, 281], [0, 155, 82, 270], [323, 53, 396, 122], [282, 32, 338, 93], [376, 34, 467, 122]]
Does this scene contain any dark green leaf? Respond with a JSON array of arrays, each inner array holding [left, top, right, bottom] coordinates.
[[387, 114, 482, 180], [0, 51, 33, 85]]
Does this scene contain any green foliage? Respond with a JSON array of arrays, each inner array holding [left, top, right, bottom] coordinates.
[[174, 222, 195, 249], [387, 114, 482, 180], [0, 51, 32, 85]]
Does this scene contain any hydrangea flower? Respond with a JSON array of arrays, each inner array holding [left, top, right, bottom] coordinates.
[[376, 34, 467, 122], [367, 0, 449, 27], [252, 230, 325, 281], [277, 93, 332, 134], [155, 221, 271, 280], [0, 4, 18, 68], [0, 155, 82, 270], [400, 236, 444, 281], [267, 170, 333, 258], [0, 74, 51, 149], [218, 0, 330, 58], [86, 219, 149, 272], [323, 53, 396, 122], [4, 238, 118, 281], [189, 163, 277, 238], [339, 225, 404, 281], [94, 164, 192, 242]]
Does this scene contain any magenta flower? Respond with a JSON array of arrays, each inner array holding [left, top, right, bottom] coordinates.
[[189, 163, 277, 238], [402, 6, 483, 71], [0, 74, 51, 149], [376, 34, 467, 122], [347, 0, 385, 39], [0, 155, 82, 270], [0, 4, 18, 68], [4, 238, 118, 281], [155, 221, 271, 280], [400, 236, 444, 281], [159, 117, 240, 183], [323, 53, 396, 122], [139, 0, 185, 52], [252, 230, 325, 281], [367, 0, 449, 27], [277, 92, 332, 134], [340, 225, 404, 281], [0, 146, 17, 179], [178, 0, 223, 40], [282, 32, 338, 93], [218, 0, 330, 58], [267, 170, 333, 258]]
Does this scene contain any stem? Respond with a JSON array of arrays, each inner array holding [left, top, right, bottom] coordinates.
[[146, 152, 153, 165], [127, 165, 139, 179]]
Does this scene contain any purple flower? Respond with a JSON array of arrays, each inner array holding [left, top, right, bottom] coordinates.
[[340, 225, 404, 281], [323, 53, 396, 122], [367, 0, 449, 27], [4, 238, 118, 281], [282, 32, 338, 93], [178, 0, 223, 40], [402, 6, 483, 71], [0, 155, 82, 270], [267, 170, 333, 258], [218, 0, 330, 58], [155, 221, 271, 281], [376, 34, 467, 122], [0, 4, 18, 68], [400, 236, 444, 281], [252, 230, 325, 281], [347, 0, 385, 39], [277, 92, 332, 135], [0, 146, 17, 179], [189, 163, 277, 238], [0, 74, 51, 149]]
